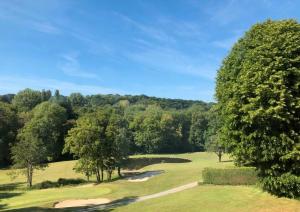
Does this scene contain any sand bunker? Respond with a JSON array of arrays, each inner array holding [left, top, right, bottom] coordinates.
[[126, 170, 164, 182], [54, 198, 111, 208]]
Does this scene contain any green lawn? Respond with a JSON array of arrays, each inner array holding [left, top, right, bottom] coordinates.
[[0, 152, 299, 211]]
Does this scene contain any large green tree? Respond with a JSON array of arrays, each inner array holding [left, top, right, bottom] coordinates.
[[12, 88, 42, 113], [11, 102, 66, 187], [216, 20, 300, 198], [64, 112, 105, 183]]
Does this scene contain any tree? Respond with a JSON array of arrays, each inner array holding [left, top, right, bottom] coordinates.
[[10, 102, 67, 187], [68, 93, 86, 108], [105, 113, 130, 177], [12, 88, 42, 112], [64, 113, 104, 183], [130, 105, 185, 153], [205, 105, 225, 162], [11, 131, 48, 187], [0, 102, 18, 165], [41, 89, 52, 102], [216, 20, 300, 198], [188, 111, 208, 151], [30, 102, 67, 160]]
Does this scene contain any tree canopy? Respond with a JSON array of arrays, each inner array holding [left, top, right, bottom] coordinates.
[[216, 19, 300, 198]]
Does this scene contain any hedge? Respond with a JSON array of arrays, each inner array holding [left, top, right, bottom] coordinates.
[[202, 167, 257, 185]]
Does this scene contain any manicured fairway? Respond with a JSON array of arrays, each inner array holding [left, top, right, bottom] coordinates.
[[0, 153, 299, 211]]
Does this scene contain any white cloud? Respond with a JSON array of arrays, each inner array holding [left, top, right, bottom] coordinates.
[[30, 21, 61, 34], [115, 13, 176, 43], [125, 45, 217, 80], [59, 52, 101, 80]]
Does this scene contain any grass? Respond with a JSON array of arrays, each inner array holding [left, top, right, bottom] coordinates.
[[115, 185, 300, 212], [0, 152, 299, 211]]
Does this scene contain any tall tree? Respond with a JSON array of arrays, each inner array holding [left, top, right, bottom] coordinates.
[[64, 111, 108, 183], [10, 102, 67, 187], [12, 88, 42, 112], [216, 20, 300, 198], [105, 113, 130, 178]]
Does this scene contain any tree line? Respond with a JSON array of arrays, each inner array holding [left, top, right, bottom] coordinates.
[[0, 89, 221, 186]]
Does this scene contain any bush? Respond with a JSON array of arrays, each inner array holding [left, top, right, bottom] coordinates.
[[57, 178, 86, 186], [202, 167, 257, 185], [260, 173, 300, 198], [33, 178, 86, 189], [34, 180, 58, 189]]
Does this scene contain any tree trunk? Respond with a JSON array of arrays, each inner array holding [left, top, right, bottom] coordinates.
[[118, 166, 122, 177], [27, 164, 33, 187], [107, 169, 112, 181], [101, 166, 104, 181], [218, 150, 222, 162], [95, 167, 101, 183]]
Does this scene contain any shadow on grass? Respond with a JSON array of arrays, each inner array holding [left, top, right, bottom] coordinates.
[[220, 160, 233, 163], [0, 182, 24, 191], [124, 157, 191, 170], [32, 178, 87, 190], [4, 196, 139, 212], [0, 191, 23, 211]]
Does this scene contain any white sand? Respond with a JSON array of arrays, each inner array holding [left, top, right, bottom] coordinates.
[[126, 170, 163, 182], [54, 198, 110, 208]]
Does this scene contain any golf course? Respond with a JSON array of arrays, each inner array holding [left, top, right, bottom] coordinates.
[[1, 152, 299, 211]]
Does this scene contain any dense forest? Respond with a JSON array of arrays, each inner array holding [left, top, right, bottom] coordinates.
[[0, 89, 220, 177]]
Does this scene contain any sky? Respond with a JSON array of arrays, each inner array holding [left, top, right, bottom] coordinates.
[[0, 0, 299, 102]]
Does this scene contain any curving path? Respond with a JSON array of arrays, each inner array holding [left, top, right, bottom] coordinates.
[[80, 182, 198, 211]]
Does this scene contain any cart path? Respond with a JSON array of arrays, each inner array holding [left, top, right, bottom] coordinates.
[[81, 181, 198, 211]]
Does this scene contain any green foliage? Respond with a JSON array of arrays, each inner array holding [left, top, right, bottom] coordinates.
[[0, 102, 18, 165], [10, 102, 67, 187], [33, 178, 86, 189], [216, 19, 300, 197], [64, 107, 131, 181], [202, 167, 257, 185], [64, 111, 104, 182], [130, 106, 187, 153], [188, 108, 208, 151], [260, 173, 300, 198], [12, 88, 42, 112], [68, 92, 87, 108]]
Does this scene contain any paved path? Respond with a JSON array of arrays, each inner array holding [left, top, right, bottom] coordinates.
[[81, 182, 198, 211]]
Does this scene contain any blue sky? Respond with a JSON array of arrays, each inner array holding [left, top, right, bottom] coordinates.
[[0, 0, 299, 102]]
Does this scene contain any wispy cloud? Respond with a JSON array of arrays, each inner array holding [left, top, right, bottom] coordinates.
[[0, 1, 62, 35], [0, 75, 121, 95], [30, 21, 61, 34], [125, 44, 217, 79], [59, 52, 101, 80], [115, 13, 176, 43]]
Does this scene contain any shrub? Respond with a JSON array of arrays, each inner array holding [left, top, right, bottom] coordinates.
[[57, 178, 85, 186], [260, 173, 300, 198], [34, 181, 58, 189], [33, 178, 86, 189], [202, 167, 257, 185]]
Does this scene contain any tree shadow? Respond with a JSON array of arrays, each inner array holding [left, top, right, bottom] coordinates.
[[0, 191, 23, 210], [220, 160, 233, 163], [4, 196, 139, 212], [0, 182, 23, 191], [32, 178, 87, 189], [124, 157, 191, 170]]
